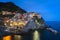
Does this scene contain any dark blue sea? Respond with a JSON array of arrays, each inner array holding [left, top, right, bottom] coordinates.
[[41, 21, 60, 40]]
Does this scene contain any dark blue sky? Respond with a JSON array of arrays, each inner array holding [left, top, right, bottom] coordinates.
[[0, 0, 60, 21]]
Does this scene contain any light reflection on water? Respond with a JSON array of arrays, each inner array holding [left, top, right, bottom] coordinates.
[[33, 30, 40, 40]]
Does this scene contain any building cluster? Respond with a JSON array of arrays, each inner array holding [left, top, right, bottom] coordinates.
[[3, 12, 41, 32], [0, 11, 17, 15]]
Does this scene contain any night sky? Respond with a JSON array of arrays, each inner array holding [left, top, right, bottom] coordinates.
[[0, 0, 60, 21]]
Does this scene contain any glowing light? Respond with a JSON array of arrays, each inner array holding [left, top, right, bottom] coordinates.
[[14, 35, 21, 40], [4, 23, 7, 25], [13, 21, 17, 26], [6, 20, 9, 23], [10, 23, 13, 26], [18, 21, 25, 26], [10, 21, 13, 22], [3, 35, 11, 40], [33, 30, 40, 40]]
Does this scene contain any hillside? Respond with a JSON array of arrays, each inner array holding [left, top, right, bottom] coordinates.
[[0, 2, 26, 13]]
